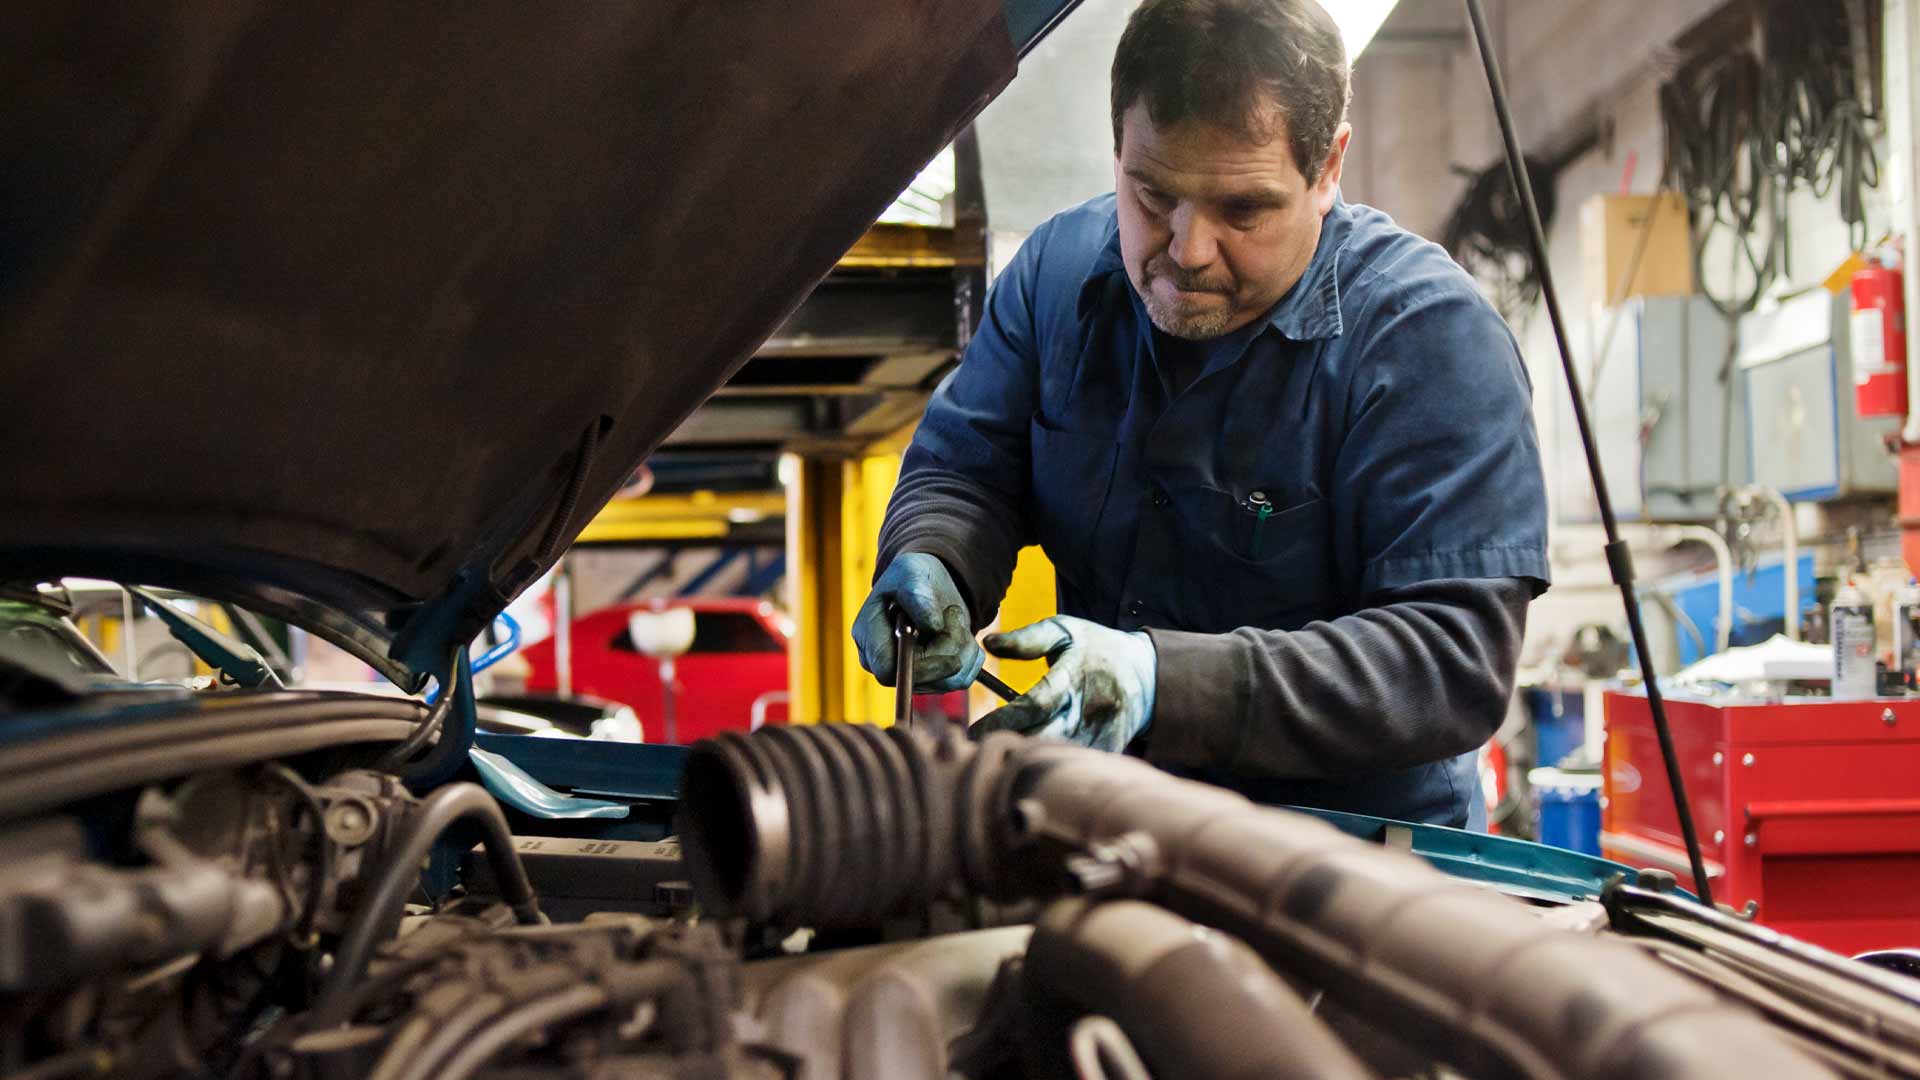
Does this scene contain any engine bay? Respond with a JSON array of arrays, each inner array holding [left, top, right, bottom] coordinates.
[[8, 0, 1917, 1074], [5, 711, 1918, 1080]]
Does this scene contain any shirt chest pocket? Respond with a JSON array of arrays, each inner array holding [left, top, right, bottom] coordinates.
[[1029, 418, 1119, 592], [1164, 486, 1335, 630]]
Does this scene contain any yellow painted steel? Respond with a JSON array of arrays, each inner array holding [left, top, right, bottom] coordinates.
[[786, 456, 842, 724], [986, 546, 1057, 701], [860, 418, 921, 459], [784, 457, 811, 721], [570, 432, 1052, 725], [579, 520, 729, 542], [92, 614, 121, 664], [785, 417, 1065, 726], [840, 450, 906, 724], [179, 601, 236, 678], [837, 223, 957, 269], [576, 490, 784, 544], [784, 428, 922, 726]]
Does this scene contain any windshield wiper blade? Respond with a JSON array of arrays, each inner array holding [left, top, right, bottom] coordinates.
[[127, 587, 284, 689]]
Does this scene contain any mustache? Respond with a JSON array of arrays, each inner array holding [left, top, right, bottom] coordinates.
[[1144, 256, 1232, 294]]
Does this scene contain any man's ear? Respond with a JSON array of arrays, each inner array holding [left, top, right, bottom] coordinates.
[[1313, 122, 1353, 216]]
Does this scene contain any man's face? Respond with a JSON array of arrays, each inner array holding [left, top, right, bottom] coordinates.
[[1114, 101, 1349, 339]]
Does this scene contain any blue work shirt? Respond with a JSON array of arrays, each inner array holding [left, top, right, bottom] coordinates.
[[878, 193, 1549, 826]]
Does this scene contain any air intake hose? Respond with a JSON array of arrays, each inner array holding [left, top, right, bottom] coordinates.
[[677, 723, 974, 927], [1025, 897, 1373, 1080], [679, 726, 1830, 1079]]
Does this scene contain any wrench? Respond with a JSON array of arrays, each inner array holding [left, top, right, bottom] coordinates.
[[890, 608, 1018, 730]]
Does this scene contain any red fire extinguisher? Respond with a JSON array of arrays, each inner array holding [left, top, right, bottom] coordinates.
[[1851, 255, 1908, 418]]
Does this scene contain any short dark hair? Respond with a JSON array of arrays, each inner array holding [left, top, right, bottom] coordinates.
[[1111, 0, 1351, 183]]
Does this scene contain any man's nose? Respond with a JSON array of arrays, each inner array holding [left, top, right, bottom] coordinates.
[[1167, 206, 1220, 270]]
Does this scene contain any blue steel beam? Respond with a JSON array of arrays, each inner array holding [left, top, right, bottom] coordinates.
[[675, 547, 747, 598], [738, 552, 787, 597]]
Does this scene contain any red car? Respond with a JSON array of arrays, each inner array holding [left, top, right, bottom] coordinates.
[[521, 597, 789, 744]]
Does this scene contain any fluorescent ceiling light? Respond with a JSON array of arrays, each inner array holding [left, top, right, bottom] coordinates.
[[878, 2, 1399, 224], [880, 147, 956, 226], [1325, 0, 1402, 59]]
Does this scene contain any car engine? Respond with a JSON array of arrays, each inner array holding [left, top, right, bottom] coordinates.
[[4, 719, 1919, 1080]]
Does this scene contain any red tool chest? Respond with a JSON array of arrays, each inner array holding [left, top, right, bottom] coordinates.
[[1603, 690, 1920, 956]]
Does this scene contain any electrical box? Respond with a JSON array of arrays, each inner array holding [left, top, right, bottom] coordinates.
[[1739, 289, 1898, 500], [1557, 296, 1745, 523]]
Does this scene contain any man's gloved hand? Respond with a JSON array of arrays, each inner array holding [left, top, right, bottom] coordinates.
[[972, 616, 1156, 752], [852, 553, 985, 693]]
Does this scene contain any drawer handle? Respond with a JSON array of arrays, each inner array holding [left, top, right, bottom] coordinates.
[[1745, 798, 1920, 822]]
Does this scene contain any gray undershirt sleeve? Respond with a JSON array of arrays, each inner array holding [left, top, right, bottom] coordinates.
[[1141, 577, 1530, 779]]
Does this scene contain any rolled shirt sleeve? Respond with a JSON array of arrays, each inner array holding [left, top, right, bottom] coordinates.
[[1334, 275, 1550, 596]]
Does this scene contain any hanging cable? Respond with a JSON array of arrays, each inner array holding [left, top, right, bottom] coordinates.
[[1440, 154, 1564, 319], [260, 764, 334, 948], [1462, 0, 1716, 907], [1660, 0, 1881, 313], [1660, 50, 1772, 315]]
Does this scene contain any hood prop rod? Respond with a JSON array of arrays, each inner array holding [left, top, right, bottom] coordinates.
[[126, 586, 282, 690], [1461, 0, 1713, 905]]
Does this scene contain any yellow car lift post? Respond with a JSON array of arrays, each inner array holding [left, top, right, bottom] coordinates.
[[574, 491, 786, 545], [784, 422, 1057, 727], [571, 439, 1056, 728], [576, 218, 1058, 728]]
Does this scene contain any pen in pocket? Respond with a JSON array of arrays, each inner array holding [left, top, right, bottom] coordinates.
[[1245, 491, 1274, 557]]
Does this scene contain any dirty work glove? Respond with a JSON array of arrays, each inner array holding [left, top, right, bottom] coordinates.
[[852, 553, 985, 693], [973, 616, 1155, 752]]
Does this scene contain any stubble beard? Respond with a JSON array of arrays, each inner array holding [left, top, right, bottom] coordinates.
[[1142, 291, 1236, 340], [1139, 258, 1238, 340]]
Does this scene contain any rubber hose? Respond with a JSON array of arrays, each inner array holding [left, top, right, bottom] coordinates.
[[435, 986, 609, 1080], [677, 724, 958, 926], [678, 726, 1833, 1080], [312, 783, 543, 1026], [382, 991, 508, 1080], [396, 651, 477, 788], [362, 1014, 438, 1080], [377, 646, 465, 771], [1026, 898, 1373, 1080]]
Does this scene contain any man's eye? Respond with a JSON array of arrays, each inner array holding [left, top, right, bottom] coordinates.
[[1224, 205, 1268, 230], [1138, 187, 1172, 213]]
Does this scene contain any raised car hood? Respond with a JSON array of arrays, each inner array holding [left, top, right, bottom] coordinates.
[[0, 2, 1061, 682]]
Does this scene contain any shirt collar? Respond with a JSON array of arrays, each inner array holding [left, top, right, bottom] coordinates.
[[1077, 194, 1354, 342]]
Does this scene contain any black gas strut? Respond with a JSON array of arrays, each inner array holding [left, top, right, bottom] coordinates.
[[1460, 0, 1714, 904]]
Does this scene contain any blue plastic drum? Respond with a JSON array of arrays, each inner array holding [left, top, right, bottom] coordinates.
[[1530, 767, 1603, 856]]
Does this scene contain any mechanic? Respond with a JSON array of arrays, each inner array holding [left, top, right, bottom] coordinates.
[[853, 0, 1549, 829]]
